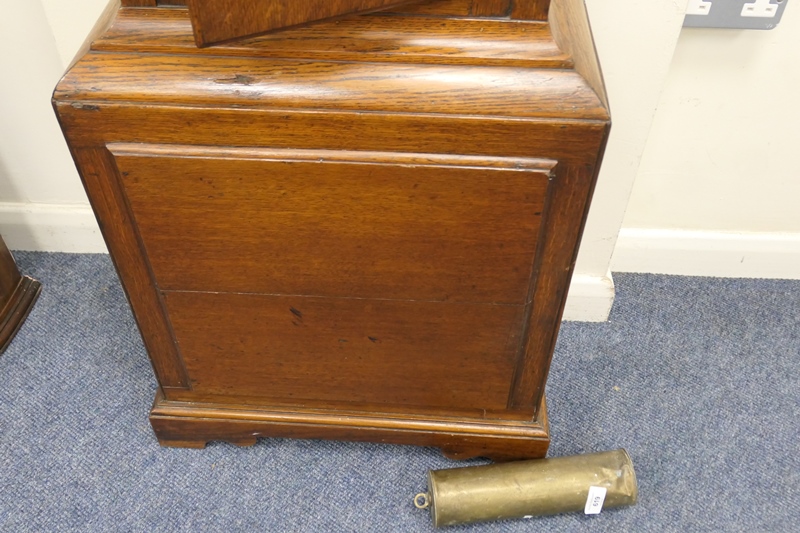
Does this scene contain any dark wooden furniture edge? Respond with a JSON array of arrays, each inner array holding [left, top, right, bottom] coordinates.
[[150, 390, 550, 460], [0, 276, 42, 354]]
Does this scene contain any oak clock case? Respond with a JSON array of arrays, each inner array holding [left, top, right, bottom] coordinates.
[[53, 0, 610, 461]]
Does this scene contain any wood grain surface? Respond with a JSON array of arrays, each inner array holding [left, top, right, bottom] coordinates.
[[184, 0, 419, 46], [57, 104, 608, 161], [56, 52, 605, 120], [150, 390, 550, 461], [513, 0, 551, 20], [385, 0, 511, 16], [54, 0, 609, 459], [0, 236, 41, 354], [151, 1, 541, 19], [549, 0, 608, 108], [64, 147, 191, 389], [111, 145, 553, 303], [163, 291, 526, 410], [0, 240, 22, 309], [94, 8, 572, 68]]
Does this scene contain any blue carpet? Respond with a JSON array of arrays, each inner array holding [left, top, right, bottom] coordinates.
[[1, 252, 798, 532]]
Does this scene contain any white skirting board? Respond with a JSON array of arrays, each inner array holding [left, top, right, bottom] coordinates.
[[563, 273, 616, 323], [613, 228, 800, 280], [0, 202, 107, 254]]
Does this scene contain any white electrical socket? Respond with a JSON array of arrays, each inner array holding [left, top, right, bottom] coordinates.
[[741, 0, 780, 17], [687, 0, 713, 15], [685, 0, 787, 29]]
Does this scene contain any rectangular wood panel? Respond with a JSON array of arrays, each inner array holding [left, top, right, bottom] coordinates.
[[163, 291, 526, 411], [111, 145, 554, 304]]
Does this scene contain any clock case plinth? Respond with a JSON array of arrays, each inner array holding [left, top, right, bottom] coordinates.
[[54, 0, 609, 461]]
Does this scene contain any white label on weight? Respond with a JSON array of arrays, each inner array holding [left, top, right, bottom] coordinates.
[[584, 486, 607, 515]]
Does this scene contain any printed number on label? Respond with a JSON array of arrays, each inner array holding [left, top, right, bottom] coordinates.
[[584, 486, 607, 515]]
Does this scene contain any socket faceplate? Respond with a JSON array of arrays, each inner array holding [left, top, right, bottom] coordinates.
[[684, 0, 789, 29]]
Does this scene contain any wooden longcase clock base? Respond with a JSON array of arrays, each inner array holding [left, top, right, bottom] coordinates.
[[54, 0, 609, 461]]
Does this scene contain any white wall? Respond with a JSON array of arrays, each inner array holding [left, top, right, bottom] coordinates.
[[0, 0, 107, 251], [41, 0, 113, 67], [614, 3, 800, 278], [0, 2, 86, 205], [569, 0, 689, 319]]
